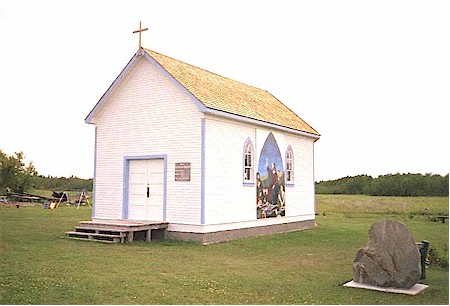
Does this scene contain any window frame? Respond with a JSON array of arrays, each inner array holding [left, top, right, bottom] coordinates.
[[243, 138, 255, 186], [286, 145, 294, 185]]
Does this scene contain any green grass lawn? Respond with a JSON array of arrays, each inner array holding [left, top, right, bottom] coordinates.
[[0, 195, 448, 304]]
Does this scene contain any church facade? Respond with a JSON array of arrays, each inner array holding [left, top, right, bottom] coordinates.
[[85, 48, 320, 243]]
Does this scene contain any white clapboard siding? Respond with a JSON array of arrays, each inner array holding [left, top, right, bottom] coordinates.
[[93, 57, 203, 223], [203, 115, 316, 224], [204, 116, 256, 224], [284, 134, 316, 216]]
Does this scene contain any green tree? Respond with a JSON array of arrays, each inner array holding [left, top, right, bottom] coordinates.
[[0, 150, 37, 193], [316, 173, 448, 196]]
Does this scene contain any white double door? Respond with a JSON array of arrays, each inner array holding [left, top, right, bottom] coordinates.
[[128, 159, 164, 221]]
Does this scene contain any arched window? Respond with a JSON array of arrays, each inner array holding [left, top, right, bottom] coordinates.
[[286, 146, 294, 183], [243, 138, 254, 183]]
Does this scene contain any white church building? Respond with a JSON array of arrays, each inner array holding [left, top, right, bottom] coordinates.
[[83, 47, 320, 243]]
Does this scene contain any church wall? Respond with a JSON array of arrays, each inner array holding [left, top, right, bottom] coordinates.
[[93, 56, 203, 223], [283, 134, 316, 216], [203, 115, 316, 225], [203, 116, 256, 224]]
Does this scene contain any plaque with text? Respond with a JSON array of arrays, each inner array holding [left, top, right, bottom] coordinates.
[[175, 162, 191, 181]]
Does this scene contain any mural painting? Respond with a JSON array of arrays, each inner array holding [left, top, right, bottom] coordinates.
[[256, 132, 286, 219]]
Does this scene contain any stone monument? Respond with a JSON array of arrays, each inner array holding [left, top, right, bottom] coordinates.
[[352, 220, 421, 289]]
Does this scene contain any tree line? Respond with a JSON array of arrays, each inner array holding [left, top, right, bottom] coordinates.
[[2, 149, 448, 196], [29, 175, 93, 192], [1, 149, 92, 193], [316, 173, 449, 196]]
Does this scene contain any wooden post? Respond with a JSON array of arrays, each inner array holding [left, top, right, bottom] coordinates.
[[128, 231, 134, 243]]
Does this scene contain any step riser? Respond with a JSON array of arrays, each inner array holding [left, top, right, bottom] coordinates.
[[66, 231, 125, 243], [66, 220, 168, 243], [77, 224, 168, 231], [66, 236, 118, 243], [75, 227, 127, 236]]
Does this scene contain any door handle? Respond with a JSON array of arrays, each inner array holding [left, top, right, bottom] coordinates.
[[146, 185, 150, 198]]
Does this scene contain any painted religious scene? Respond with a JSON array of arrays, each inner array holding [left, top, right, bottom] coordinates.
[[256, 133, 286, 219]]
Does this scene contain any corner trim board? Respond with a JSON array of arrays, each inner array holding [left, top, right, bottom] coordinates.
[[200, 118, 206, 224], [92, 126, 98, 217]]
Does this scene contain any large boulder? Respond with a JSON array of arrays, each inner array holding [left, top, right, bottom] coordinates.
[[353, 220, 421, 289]]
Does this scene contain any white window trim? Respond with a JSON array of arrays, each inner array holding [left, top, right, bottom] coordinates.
[[286, 145, 294, 185], [243, 137, 255, 186]]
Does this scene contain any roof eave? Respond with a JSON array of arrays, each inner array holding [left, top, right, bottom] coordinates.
[[141, 49, 209, 113], [203, 107, 320, 140], [85, 52, 141, 124]]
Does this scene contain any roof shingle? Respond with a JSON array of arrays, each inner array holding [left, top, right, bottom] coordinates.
[[144, 48, 319, 136]]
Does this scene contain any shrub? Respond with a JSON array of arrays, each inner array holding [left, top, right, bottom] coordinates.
[[428, 245, 449, 269]]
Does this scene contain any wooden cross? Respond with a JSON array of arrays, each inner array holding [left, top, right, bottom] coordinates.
[[132, 21, 148, 49]]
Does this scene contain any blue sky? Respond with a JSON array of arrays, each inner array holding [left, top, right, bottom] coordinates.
[[0, 0, 448, 181]]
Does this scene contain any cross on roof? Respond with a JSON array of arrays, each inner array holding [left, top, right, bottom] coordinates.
[[132, 21, 148, 50]]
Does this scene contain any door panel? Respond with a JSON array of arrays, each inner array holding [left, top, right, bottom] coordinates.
[[128, 162, 147, 220], [128, 159, 164, 221], [147, 160, 164, 220]]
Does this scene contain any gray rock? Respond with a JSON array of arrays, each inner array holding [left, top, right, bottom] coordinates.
[[353, 220, 421, 289]]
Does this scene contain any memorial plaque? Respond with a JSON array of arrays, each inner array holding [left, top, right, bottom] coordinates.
[[175, 162, 191, 181]]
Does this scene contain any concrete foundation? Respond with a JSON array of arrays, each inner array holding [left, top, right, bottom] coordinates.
[[167, 219, 316, 244]]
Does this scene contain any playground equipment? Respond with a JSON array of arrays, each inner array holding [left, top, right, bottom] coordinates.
[[4, 190, 91, 210], [72, 189, 91, 210], [54, 190, 92, 209]]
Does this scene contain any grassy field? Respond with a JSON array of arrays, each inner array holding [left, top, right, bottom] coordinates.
[[0, 195, 448, 304]]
